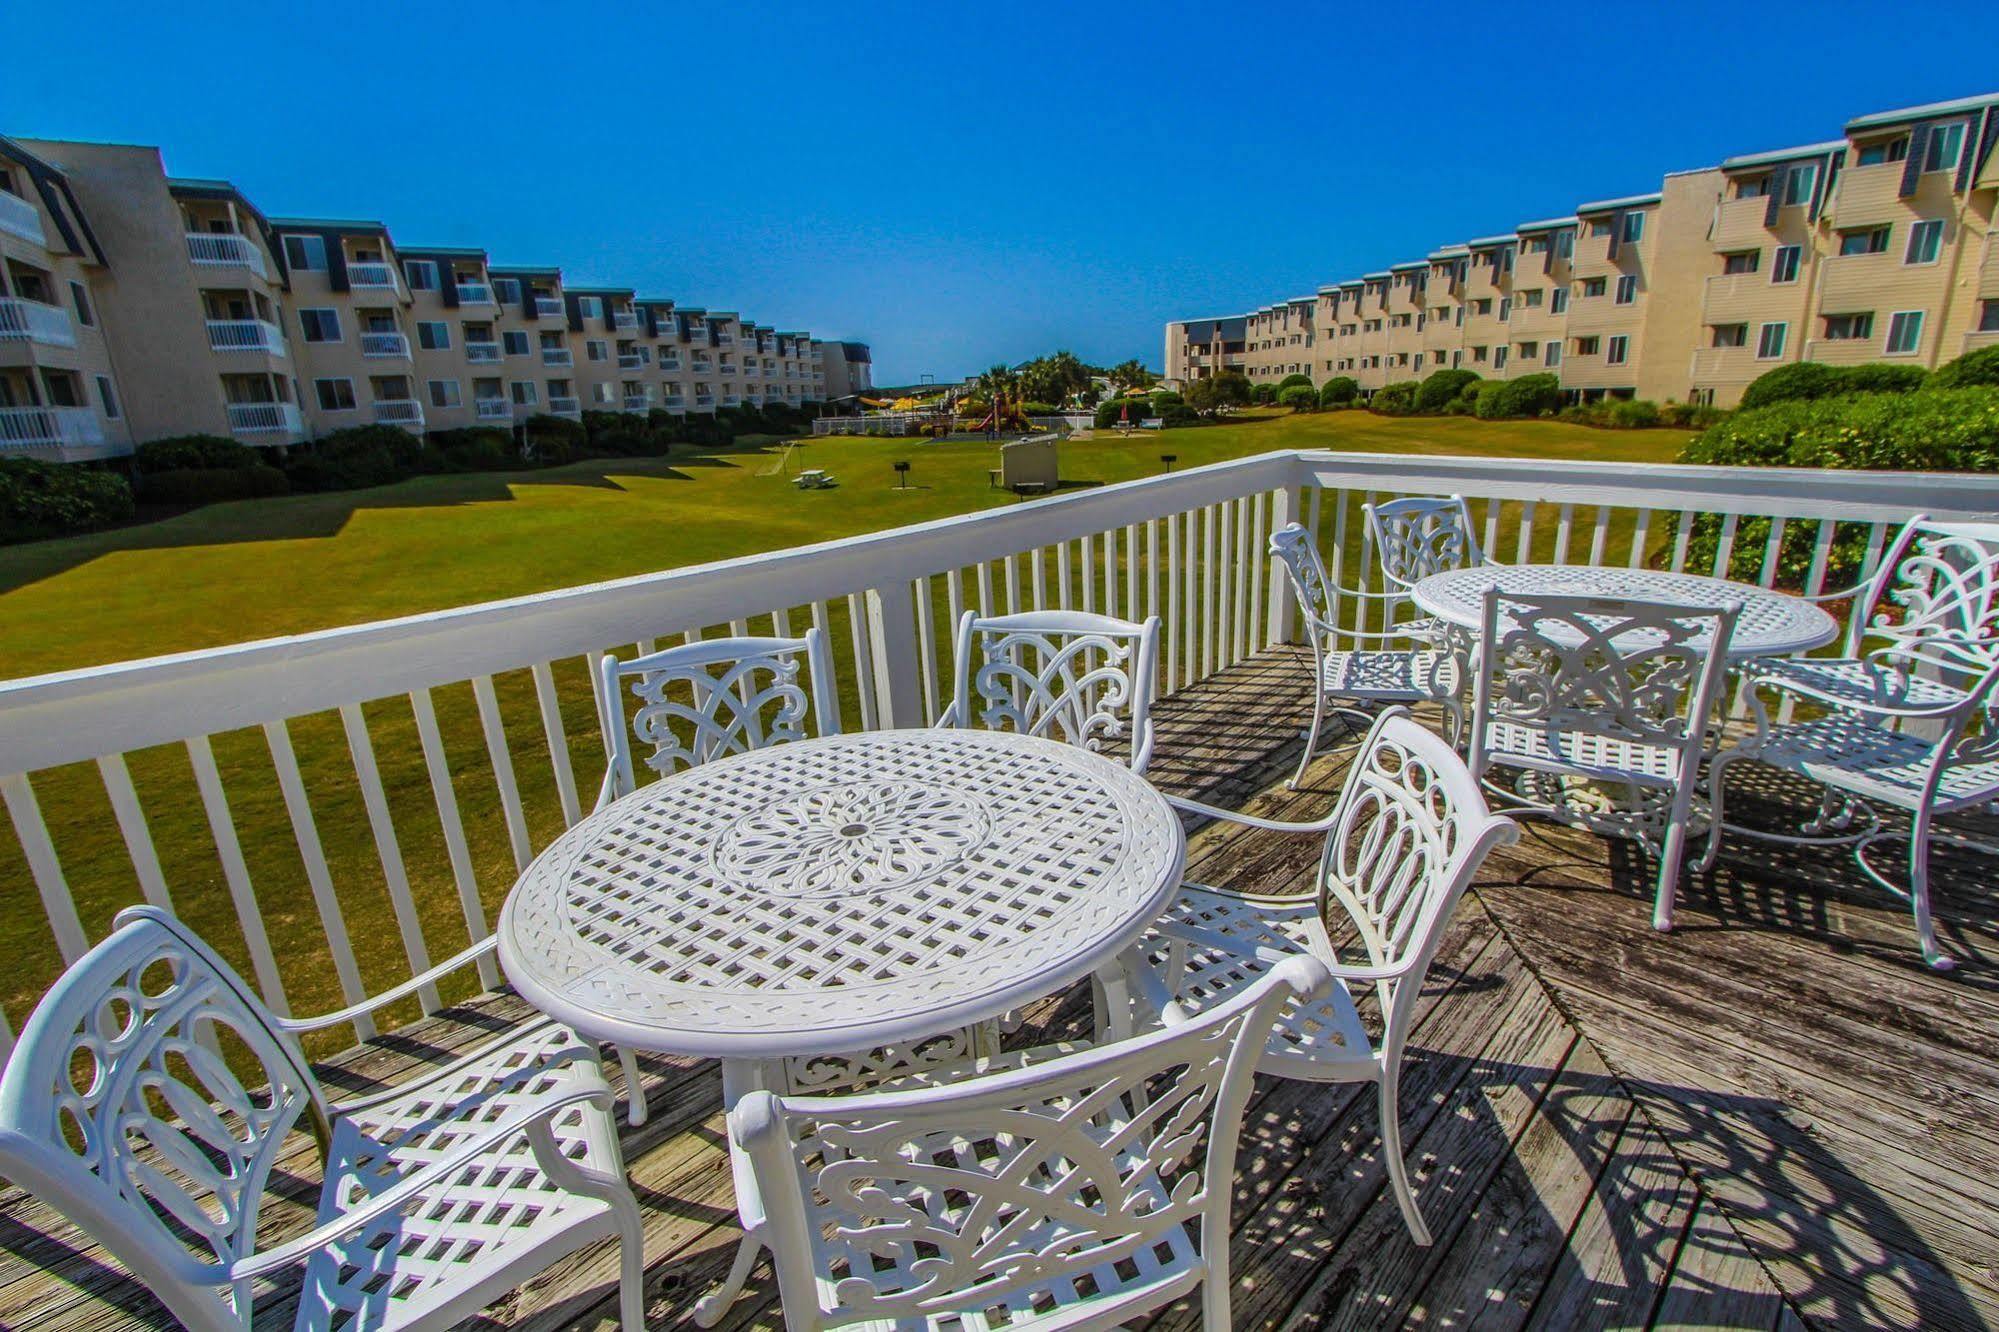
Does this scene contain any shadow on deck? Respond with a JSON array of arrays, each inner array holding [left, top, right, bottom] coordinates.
[[2, 647, 1994, 1330]]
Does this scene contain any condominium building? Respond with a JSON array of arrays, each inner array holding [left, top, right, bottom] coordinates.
[[0, 135, 864, 462], [1165, 90, 1999, 408], [818, 340, 875, 401]]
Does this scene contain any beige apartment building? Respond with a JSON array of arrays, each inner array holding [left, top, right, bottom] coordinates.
[[0, 134, 862, 463], [1166, 91, 1999, 409]]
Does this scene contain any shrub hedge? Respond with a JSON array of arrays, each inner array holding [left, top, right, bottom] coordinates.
[[1275, 373, 1314, 392], [133, 434, 258, 474], [1370, 381, 1421, 416], [1415, 369, 1480, 412], [1276, 384, 1318, 412], [1739, 360, 1929, 408], [1318, 377, 1359, 407], [141, 465, 292, 506], [0, 458, 134, 544], [1929, 345, 1999, 390]]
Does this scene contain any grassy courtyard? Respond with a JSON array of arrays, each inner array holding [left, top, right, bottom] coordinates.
[[0, 411, 1689, 1046]]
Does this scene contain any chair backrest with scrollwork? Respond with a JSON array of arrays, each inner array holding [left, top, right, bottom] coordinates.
[[732, 954, 1329, 1332], [1854, 517, 1999, 689], [945, 610, 1160, 773], [597, 629, 837, 804], [1364, 494, 1487, 591], [1270, 522, 1336, 631], [0, 906, 327, 1332], [1316, 709, 1518, 1063]]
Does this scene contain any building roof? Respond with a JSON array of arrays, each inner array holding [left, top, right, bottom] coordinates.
[[1426, 244, 1469, 260], [1389, 261, 1425, 272], [1339, 279, 1365, 289], [1514, 216, 1576, 234], [1467, 234, 1516, 248], [1721, 141, 1847, 171], [1575, 192, 1661, 214], [566, 285, 634, 296], [396, 245, 487, 259], [489, 265, 560, 278], [269, 216, 389, 235], [1848, 92, 1999, 132]]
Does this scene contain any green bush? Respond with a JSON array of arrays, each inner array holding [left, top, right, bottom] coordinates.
[[1493, 373, 1563, 420], [1472, 381, 1511, 419], [1147, 390, 1184, 409], [1735, 361, 1924, 409], [1249, 382, 1278, 405], [427, 427, 520, 471], [1415, 368, 1480, 413], [1095, 399, 1153, 428], [1318, 377, 1359, 408], [1020, 401, 1060, 417], [0, 458, 134, 543], [140, 465, 291, 506], [1680, 386, 1999, 583], [1739, 362, 1842, 408], [521, 413, 585, 466], [1276, 384, 1318, 412], [133, 433, 257, 473], [1275, 373, 1314, 392], [1160, 404, 1201, 427], [283, 425, 426, 491], [1929, 345, 1999, 390], [1370, 381, 1421, 416], [1185, 371, 1251, 413], [1604, 399, 1661, 429], [1837, 363, 1929, 396]]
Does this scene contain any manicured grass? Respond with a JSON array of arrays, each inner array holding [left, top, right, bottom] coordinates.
[[0, 411, 1689, 1048]]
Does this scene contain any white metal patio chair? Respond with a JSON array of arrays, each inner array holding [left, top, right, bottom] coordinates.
[[0, 906, 643, 1332], [1270, 522, 1466, 787], [1124, 708, 1518, 1246], [730, 954, 1332, 1331], [1363, 493, 1495, 642], [1702, 519, 1999, 969], [1468, 589, 1739, 934], [596, 627, 837, 808], [940, 609, 1162, 773]]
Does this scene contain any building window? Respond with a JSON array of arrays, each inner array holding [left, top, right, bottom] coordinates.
[[1712, 324, 1748, 348], [586, 339, 608, 362], [299, 308, 341, 342], [283, 234, 327, 270], [1615, 275, 1638, 304], [1771, 245, 1802, 284], [1522, 288, 1543, 308], [1620, 212, 1645, 243], [1606, 335, 1629, 366], [503, 330, 530, 355], [1551, 288, 1569, 314], [1924, 121, 1967, 174], [69, 280, 94, 326], [577, 296, 602, 318], [493, 277, 521, 303], [403, 260, 437, 290], [1839, 226, 1890, 256], [416, 320, 449, 350], [1722, 251, 1760, 276], [1856, 137, 1908, 166], [510, 380, 538, 406], [1822, 312, 1874, 341], [1905, 219, 1944, 265], [1581, 277, 1607, 298], [314, 377, 357, 411], [1555, 230, 1574, 258], [1498, 298, 1511, 321], [1782, 163, 1817, 206], [427, 379, 461, 408], [1982, 300, 1999, 333], [1756, 322, 1788, 360], [1885, 310, 1925, 356], [95, 375, 119, 419], [1545, 342, 1561, 366], [1575, 335, 1600, 356], [1494, 346, 1509, 370]]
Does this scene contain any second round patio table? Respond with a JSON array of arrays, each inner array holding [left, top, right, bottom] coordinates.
[[498, 727, 1186, 1093]]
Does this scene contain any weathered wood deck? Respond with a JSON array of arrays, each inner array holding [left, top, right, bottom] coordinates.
[[2, 647, 1994, 1330]]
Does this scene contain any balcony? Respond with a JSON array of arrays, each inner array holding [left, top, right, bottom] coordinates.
[[345, 260, 398, 290], [548, 395, 581, 417], [0, 453, 1994, 1332], [0, 188, 45, 246], [716, 332, 735, 346], [1700, 271, 1807, 327], [0, 404, 105, 454], [224, 401, 306, 440], [454, 281, 495, 304], [612, 311, 639, 330], [534, 296, 564, 319], [541, 346, 573, 366], [184, 232, 269, 280], [465, 341, 502, 363], [0, 299, 77, 349], [371, 398, 425, 429], [659, 358, 681, 372], [618, 353, 644, 371], [695, 393, 714, 407], [360, 331, 410, 359], [622, 394, 650, 412], [205, 318, 288, 357], [474, 397, 513, 422]]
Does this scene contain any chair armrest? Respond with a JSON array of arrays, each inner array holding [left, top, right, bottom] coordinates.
[[226, 1083, 614, 1283], [276, 936, 498, 1034], [1166, 792, 1339, 834], [1147, 917, 1417, 983], [1304, 615, 1451, 644]]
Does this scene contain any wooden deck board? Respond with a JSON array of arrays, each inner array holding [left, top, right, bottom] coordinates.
[[8, 647, 1999, 1330]]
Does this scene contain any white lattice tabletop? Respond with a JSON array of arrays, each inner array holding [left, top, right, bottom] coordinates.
[[498, 728, 1186, 1062], [1411, 564, 1838, 659]]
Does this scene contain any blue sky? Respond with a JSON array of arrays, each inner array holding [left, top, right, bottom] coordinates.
[[6, 1, 1998, 385]]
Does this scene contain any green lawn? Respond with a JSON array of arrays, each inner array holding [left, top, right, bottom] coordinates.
[[0, 411, 1689, 1048]]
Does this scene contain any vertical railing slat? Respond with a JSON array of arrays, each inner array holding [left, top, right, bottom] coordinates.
[[96, 754, 173, 912], [186, 735, 291, 1015], [530, 660, 582, 828], [914, 575, 939, 724], [409, 688, 500, 990], [846, 592, 878, 731], [338, 705, 438, 1014], [262, 720, 373, 1035], [810, 600, 843, 734], [473, 674, 534, 873], [1, 772, 89, 966]]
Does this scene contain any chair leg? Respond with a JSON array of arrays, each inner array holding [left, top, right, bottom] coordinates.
[[1292, 686, 1326, 789], [1697, 753, 1734, 873], [1378, 1072, 1431, 1247], [1653, 806, 1691, 933], [617, 1045, 648, 1127], [1907, 810, 1955, 972], [693, 1227, 764, 1328], [614, 1190, 648, 1332]]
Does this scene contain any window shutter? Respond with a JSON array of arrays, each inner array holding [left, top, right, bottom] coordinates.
[[1899, 124, 1929, 198], [1606, 216, 1621, 261]]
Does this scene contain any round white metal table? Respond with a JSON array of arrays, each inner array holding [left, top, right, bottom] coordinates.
[[498, 727, 1186, 1072], [1410, 564, 1838, 659]]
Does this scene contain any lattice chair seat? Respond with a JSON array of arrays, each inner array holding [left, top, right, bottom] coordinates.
[[0, 907, 644, 1332], [1322, 647, 1460, 701], [1729, 713, 1999, 813], [1742, 654, 1972, 712], [1480, 718, 1686, 785], [730, 956, 1331, 1331], [1124, 709, 1517, 1248]]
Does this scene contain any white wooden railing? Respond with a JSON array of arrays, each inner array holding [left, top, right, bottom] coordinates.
[[475, 397, 513, 421], [0, 405, 104, 452], [466, 341, 502, 363], [454, 281, 494, 304], [0, 299, 76, 348], [184, 232, 269, 280], [372, 399, 425, 428], [205, 319, 288, 356], [0, 189, 45, 246], [224, 401, 304, 438], [1, 450, 1996, 1057], [534, 296, 564, 319], [346, 261, 397, 289], [360, 331, 410, 358]]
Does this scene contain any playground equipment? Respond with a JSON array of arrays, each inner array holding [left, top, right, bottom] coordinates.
[[988, 433, 1059, 495]]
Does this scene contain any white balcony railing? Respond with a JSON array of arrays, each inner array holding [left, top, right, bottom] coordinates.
[[475, 397, 513, 422], [454, 282, 494, 304], [0, 299, 77, 348], [695, 394, 715, 407], [5, 451, 1998, 1064], [548, 396, 581, 416], [534, 296, 564, 319], [0, 405, 103, 452], [541, 347, 573, 366], [612, 311, 639, 330], [622, 395, 650, 411], [0, 189, 45, 245], [660, 358, 681, 371], [465, 341, 502, 363], [618, 354, 644, 370], [361, 331, 411, 358], [372, 399, 425, 428], [205, 319, 288, 356], [346, 260, 397, 289], [716, 333, 735, 346], [185, 232, 269, 280], [224, 401, 305, 438]]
